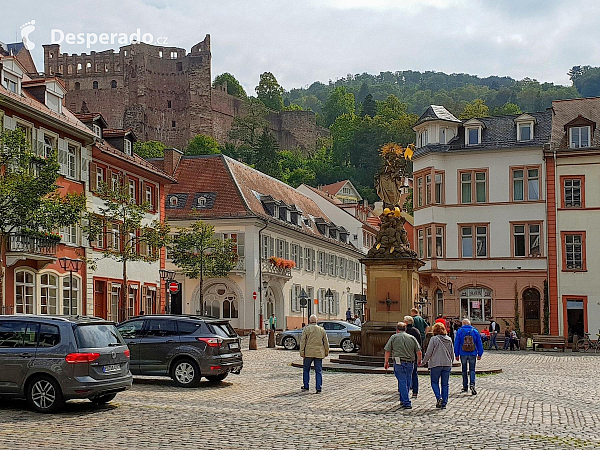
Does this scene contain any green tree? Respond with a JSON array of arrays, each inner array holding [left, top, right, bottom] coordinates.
[[134, 140, 166, 159], [213, 72, 247, 99], [403, 188, 413, 215], [459, 99, 490, 119], [0, 128, 87, 312], [322, 87, 355, 127], [360, 93, 377, 117], [356, 82, 370, 103], [170, 221, 237, 308], [186, 134, 221, 156], [254, 126, 281, 178], [255, 72, 284, 111], [283, 103, 303, 111], [83, 178, 170, 321], [229, 97, 269, 149], [492, 102, 522, 116]]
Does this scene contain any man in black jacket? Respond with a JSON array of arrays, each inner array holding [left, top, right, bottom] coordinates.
[[489, 318, 500, 350], [404, 315, 423, 398]]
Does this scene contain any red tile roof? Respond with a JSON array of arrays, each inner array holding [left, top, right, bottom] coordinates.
[[320, 180, 348, 197], [74, 112, 109, 128], [104, 128, 137, 139], [302, 184, 343, 205], [164, 155, 361, 251]]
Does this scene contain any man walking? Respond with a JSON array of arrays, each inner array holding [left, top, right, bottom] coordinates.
[[404, 315, 422, 399], [300, 315, 329, 393], [384, 322, 422, 409], [269, 313, 277, 331], [346, 308, 353, 322], [454, 318, 484, 395], [411, 308, 427, 341], [488, 318, 500, 350]]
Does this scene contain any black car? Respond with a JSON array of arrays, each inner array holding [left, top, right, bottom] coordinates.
[[116, 315, 243, 387], [0, 315, 132, 413]]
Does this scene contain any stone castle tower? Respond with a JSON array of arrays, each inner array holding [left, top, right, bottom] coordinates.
[[43, 36, 327, 151]]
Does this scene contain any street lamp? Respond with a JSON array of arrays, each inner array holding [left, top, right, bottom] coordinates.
[[58, 257, 83, 315], [159, 269, 175, 314], [325, 288, 333, 321], [261, 280, 268, 332]]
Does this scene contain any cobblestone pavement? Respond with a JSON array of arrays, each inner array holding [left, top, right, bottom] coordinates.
[[1, 344, 600, 449]]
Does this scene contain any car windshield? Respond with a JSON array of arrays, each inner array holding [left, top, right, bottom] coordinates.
[[74, 324, 124, 349], [206, 322, 237, 338]]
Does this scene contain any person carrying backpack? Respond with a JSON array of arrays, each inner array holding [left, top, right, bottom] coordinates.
[[454, 318, 484, 395]]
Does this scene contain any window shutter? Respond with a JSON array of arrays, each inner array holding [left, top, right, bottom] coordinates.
[[79, 146, 88, 180], [142, 286, 147, 311], [57, 138, 68, 175], [154, 184, 159, 212], [89, 162, 97, 192], [34, 129, 45, 156], [335, 293, 340, 316], [298, 246, 303, 269], [269, 237, 275, 257], [290, 288, 294, 312], [284, 241, 289, 260], [141, 181, 147, 205], [237, 233, 245, 257], [2, 114, 16, 131]]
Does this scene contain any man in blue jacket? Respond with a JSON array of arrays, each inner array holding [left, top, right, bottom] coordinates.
[[454, 318, 484, 395]]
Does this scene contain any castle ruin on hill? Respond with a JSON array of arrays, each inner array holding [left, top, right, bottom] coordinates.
[[43, 35, 327, 151]]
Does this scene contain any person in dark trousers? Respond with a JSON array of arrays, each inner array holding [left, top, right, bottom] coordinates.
[[411, 308, 427, 341], [300, 315, 329, 393], [454, 318, 484, 395], [421, 322, 454, 409], [404, 315, 422, 399], [346, 308, 352, 322], [488, 318, 500, 350], [384, 322, 422, 409], [503, 327, 511, 350]]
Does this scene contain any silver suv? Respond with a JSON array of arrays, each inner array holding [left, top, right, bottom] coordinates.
[[0, 315, 132, 413]]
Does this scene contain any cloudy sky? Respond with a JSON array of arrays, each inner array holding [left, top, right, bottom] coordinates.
[[5, 0, 599, 92]]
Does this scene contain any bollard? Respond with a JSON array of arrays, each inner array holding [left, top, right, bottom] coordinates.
[[268, 329, 275, 348], [249, 331, 258, 350]]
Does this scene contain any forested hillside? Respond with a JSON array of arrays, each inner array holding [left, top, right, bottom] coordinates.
[[284, 70, 579, 119]]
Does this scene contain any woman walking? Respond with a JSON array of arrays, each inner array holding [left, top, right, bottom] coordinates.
[[421, 322, 454, 409]]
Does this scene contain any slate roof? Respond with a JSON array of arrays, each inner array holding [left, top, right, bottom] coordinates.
[[414, 110, 552, 158], [163, 155, 360, 251], [415, 105, 461, 127], [550, 97, 600, 150]]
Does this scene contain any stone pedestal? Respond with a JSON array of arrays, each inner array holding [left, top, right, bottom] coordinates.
[[356, 257, 424, 356]]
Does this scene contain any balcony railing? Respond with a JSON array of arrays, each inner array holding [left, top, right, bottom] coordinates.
[[261, 260, 292, 278], [7, 233, 58, 256], [231, 256, 246, 272]]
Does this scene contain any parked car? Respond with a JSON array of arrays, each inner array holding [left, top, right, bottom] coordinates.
[[275, 320, 360, 353], [0, 315, 132, 413], [116, 315, 242, 387]]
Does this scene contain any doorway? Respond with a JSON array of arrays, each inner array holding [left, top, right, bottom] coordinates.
[[171, 284, 182, 315], [523, 288, 541, 335], [566, 299, 585, 343], [94, 280, 106, 319]]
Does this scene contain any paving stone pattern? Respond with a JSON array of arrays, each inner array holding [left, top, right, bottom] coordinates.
[[1, 344, 599, 449]]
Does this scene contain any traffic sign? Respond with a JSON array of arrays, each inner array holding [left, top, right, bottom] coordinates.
[[253, 291, 257, 300], [300, 298, 308, 307], [168, 282, 179, 294]]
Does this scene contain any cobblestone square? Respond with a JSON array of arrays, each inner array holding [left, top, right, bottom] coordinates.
[[1, 341, 599, 449]]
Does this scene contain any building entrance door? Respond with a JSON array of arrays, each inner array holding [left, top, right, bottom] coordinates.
[[94, 280, 107, 319], [523, 288, 541, 335], [566, 299, 585, 343]]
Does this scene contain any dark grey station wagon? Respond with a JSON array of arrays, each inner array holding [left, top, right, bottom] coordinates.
[[0, 315, 132, 413]]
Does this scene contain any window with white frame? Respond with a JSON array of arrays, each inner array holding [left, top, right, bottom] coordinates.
[[426, 227, 432, 259], [60, 224, 78, 246], [436, 290, 444, 316], [223, 233, 244, 257], [418, 229, 424, 259], [318, 251, 326, 274], [328, 253, 336, 276], [145, 185, 153, 209], [129, 179, 136, 202], [92, 124, 102, 138], [435, 226, 444, 258], [467, 127, 480, 145], [460, 287, 492, 323], [62, 276, 79, 315], [43, 135, 55, 158], [304, 247, 315, 271], [124, 139, 132, 156], [461, 225, 488, 258], [291, 244, 300, 268], [419, 129, 428, 147], [563, 178, 582, 208], [291, 284, 301, 312], [425, 175, 432, 205], [517, 122, 533, 141], [15, 270, 35, 314], [40, 273, 58, 315], [564, 233, 584, 270], [570, 126, 590, 148], [512, 167, 540, 202], [110, 223, 121, 251], [96, 166, 104, 188], [112, 172, 119, 192], [67, 144, 77, 179]]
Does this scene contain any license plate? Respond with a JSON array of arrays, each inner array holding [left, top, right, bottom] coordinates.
[[229, 342, 239, 350], [102, 364, 121, 373]]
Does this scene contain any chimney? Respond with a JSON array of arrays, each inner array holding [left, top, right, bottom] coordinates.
[[164, 148, 183, 176]]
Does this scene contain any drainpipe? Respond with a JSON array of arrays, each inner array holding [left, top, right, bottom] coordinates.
[[553, 150, 560, 337], [257, 219, 268, 333]]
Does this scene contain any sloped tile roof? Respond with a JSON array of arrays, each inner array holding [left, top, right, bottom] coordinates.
[[550, 97, 600, 149], [415, 105, 461, 126], [319, 180, 348, 197], [302, 184, 343, 205]]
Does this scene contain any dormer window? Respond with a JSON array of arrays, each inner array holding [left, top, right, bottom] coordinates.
[[419, 129, 428, 147], [124, 139, 132, 156], [197, 196, 207, 207], [570, 126, 590, 148], [93, 124, 102, 139], [273, 204, 279, 218], [518, 123, 532, 141], [4, 77, 17, 93], [169, 196, 178, 207], [467, 127, 479, 145]]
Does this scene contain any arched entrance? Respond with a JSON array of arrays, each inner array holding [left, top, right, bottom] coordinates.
[[263, 283, 284, 330], [523, 288, 541, 335], [196, 281, 241, 323]]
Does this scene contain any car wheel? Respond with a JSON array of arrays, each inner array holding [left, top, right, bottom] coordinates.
[[206, 373, 228, 382], [341, 338, 355, 353], [90, 393, 117, 404], [283, 336, 297, 350], [27, 375, 64, 413], [171, 358, 201, 388]]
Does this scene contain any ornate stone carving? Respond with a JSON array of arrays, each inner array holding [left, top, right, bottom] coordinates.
[[367, 207, 416, 259]]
